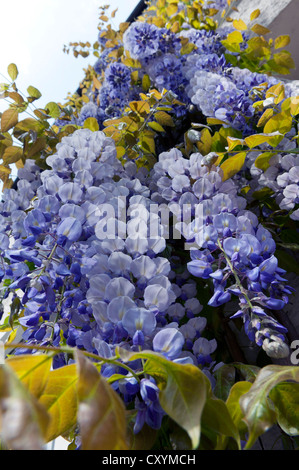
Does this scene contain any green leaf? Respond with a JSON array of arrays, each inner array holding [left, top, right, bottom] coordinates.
[[39, 364, 78, 442], [213, 364, 236, 401], [27, 86, 42, 100], [269, 382, 299, 435], [240, 365, 299, 449], [201, 397, 240, 449], [7, 63, 18, 82], [83, 117, 99, 132], [6, 354, 52, 399], [226, 381, 252, 434], [119, 349, 211, 449], [76, 350, 128, 450], [220, 152, 246, 181], [232, 363, 260, 382], [1, 108, 18, 132], [45, 102, 61, 119], [0, 364, 50, 450]]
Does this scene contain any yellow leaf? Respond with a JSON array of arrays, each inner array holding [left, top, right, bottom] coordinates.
[[233, 19, 247, 31], [254, 152, 275, 171], [266, 83, 285, 104], [181, 42, 196, 55], [1, 108, 18, 132], [282, 96, 299, 116], [245, 132, 284, 148], [197, 128, 212, 155], [250, 9, 260, 21], [154, 111, 175, 127], [6, 355, 52, 399], [251, 24, 271, 36], [142, 74, 151, 92], [7, 63, 18, 81], [264, 113, 292, 135], [39, 364, 78, 442], [148, 121, 165, 133], [227, 136, 244, 151], [0, 164, 11, 175], [2, 146, 23, 164], [129, 100, 151, 115], [257, 108, 274, 128], [275, 35, 290, 49], [273, 51, 295, 70], [116, 146, 126, 159], [220, 152, 246, 181], [226, 30, 244, 44], [207, 117, 227, 126]]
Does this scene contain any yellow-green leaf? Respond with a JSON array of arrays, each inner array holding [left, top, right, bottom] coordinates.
[[148, 121, 166, 133], [45, 102, 61, 119], [227, 136, 244, 151], [257, 108, 274, 128], [254, 152, 275, 171], [201, 397, 240, 449], [76, 351, 127, 450], [226, 30, 244, 44], [154, 111, 175, 127], [27, 137, 47, 158], [27, 86, 42, 100], [275, 35, 291, 50], [83, 117, 99, 132], [251, 24, 271, 36], [2, 146, 23, 165], [240, 365, 299, 449], [226, 381, 252, 433], [0, 164, 11, 175], [245, 132, 284, 148], [7, 63, 18, 82], [142, 74, 151, 92], [1, 108, 18, 132], [264, 113, 292, 135], [233, 19, 247, 31], [6, 355, 52, 399], [181, 42, 196, 55], [39, 364, 78, 442], [269, 382, 299, 435], [250, 9, 260, 21], [220, 152, 246, 181]]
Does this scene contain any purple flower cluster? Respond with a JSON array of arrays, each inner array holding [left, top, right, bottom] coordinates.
[[0, 129, 217, 432], [150, 147, 292, 358]]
